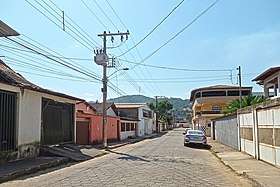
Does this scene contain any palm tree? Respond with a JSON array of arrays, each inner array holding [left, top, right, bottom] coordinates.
[[222, 95, 267, 115]]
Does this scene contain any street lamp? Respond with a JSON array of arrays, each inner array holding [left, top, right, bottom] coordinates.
[[108, 68, 129, 78]]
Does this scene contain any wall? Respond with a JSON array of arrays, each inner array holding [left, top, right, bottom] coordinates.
[[212, 115, 238, 150], [238, 97, 280, 167], [0, 83, 77, 163], [90, 115, 119, 144], [138, 106, 153, 136]]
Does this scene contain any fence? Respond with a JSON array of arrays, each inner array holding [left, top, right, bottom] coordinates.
[[239, 97, 280, 167]]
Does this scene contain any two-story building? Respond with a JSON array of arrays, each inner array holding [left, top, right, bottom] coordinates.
[[190, 85, 252, 136], [115, 103, 154, 138]]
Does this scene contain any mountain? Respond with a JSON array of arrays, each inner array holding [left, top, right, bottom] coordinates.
[[108, 95, 192, 122]]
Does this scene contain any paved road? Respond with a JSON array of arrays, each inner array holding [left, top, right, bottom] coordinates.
[[1, 130, 252, 187]]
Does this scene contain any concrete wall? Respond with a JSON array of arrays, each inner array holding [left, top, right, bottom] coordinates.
[[213, 115, 239, 150], [138, 106, 153, 136], [90, 115, 119, 144], [238, 97, 280, 167]]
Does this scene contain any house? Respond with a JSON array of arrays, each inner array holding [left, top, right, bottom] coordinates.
[[0, 59, 82, 163], [252, 66, 280, 98], [76, 102, 120, 144], [115, 103, 154, 137], [190, 85, 252, 136]]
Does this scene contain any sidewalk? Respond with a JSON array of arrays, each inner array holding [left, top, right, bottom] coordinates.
[[208, 138, 280, 187], [0, 133, 162, 184]]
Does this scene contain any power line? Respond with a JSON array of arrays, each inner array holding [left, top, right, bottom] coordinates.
[[49, 0, 100, 47], [25, 0, 95, 51], [38, 0, 97, 48], [130, 0, 220, 69], [116, 0, 186, 57], [93, 0, 118, 30], [103, 0, 164, 96], [120, 58, 229, 72], [80, 0, 110, 31]]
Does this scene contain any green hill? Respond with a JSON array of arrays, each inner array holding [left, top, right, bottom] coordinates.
[[108, 95, 191, 122]]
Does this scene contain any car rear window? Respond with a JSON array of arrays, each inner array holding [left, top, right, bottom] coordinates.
[[188, 130, 204, 135]]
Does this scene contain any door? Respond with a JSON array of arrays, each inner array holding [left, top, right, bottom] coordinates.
[[76, 121, 89, 145]]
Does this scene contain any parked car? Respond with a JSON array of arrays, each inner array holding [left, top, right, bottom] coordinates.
[[183, 130, 207, 146]]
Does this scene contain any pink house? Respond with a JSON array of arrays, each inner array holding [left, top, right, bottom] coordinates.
[[76, 102, 120, 145]]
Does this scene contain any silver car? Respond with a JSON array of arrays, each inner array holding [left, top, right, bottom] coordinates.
[[183, 130, 207, 146]]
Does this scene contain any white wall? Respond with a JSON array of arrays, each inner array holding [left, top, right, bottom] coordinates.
[[137, 105, 153, 136], [1, 83, 77, 147], [120, 131, 135, 140], [19, 89, 41, 145]]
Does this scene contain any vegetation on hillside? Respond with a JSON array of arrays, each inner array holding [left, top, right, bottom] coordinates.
[[108, 95, 191, 122]]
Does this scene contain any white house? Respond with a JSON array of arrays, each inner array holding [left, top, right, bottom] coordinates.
[[0, 60, 82, 163], [252, 66, 280, 98], [115, 103, 154, 138]]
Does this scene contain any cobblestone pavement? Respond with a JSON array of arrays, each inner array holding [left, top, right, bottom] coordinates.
[[1, 130, 253, 187]]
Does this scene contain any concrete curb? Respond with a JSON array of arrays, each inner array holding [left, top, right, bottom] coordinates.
[[0, 157, 69, 184]]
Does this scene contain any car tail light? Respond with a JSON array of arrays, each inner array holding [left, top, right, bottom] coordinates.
[[186, 135, 190, 138], [202, 135, 206, 139]]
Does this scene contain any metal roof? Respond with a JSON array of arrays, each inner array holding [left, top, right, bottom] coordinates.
[[0, 20, 20, 37], [252, 66, 280, 84]]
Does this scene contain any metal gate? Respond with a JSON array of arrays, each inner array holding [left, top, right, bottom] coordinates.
[[42, 98, 74, 145], [0, 90, 16, 151]]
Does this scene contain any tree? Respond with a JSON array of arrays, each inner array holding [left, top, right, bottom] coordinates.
[[223, 95, 267, 115], [148, 100, 173, 123]]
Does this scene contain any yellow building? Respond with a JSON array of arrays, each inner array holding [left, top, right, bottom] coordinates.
[[190, 85, 252, 136]]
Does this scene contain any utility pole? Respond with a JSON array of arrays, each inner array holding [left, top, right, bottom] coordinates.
[[238, 66, 242, 109], [96, 31, 129, 148], [155, 96, 159, 132], [237, 65, 242, 151]]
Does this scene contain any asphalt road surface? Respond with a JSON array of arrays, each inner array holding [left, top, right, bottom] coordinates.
[[1, 129, 253, 187]]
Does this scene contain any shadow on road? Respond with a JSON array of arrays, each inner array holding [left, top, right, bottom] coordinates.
[[107, 150, 150, 162], [184, 144, 212, 150]]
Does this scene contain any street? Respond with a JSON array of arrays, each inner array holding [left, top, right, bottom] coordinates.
[[1, 130, 252, 187]]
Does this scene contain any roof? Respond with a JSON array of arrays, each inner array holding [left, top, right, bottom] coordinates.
[[90, 102, 116, 114], [115, 103, 148, 109], [0, 20, 20, 37], [0, 59, 83, 101], [190, 85, 252, 101], [252, 66, 280, 84]]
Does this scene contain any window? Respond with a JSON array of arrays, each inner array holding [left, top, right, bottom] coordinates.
[[212, 105, 222, 111], [126, 123, 130, 131], [131, 123, 135, 131], [202, 91, 226, 97], [121, 123, 125, 132], [143, 110, 149, 118], [227, 90, 251, 96], [195, 92, 201, 98]]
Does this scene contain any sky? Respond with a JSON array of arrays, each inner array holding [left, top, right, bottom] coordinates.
[[1, 0, 280, 101]]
